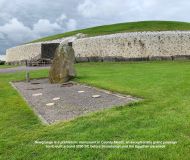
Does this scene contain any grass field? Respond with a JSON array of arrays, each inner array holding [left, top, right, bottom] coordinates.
[[0, 65, 18, 69], [31, 21, 190, 43], [1, 61, 190, 159]]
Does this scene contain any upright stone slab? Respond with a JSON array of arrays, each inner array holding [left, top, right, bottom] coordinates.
[[49, 44, 76, 83]]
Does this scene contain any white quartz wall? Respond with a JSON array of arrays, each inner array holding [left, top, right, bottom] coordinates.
[[73, 31, 190, 58], [6, 43, 41, 62], [6, 31, 190, 63]]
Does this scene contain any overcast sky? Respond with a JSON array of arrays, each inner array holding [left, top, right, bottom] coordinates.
[[0, 0, 190, 59]]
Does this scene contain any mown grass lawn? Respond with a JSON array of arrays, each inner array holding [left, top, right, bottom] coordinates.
[[31, 21, 190, 43], [0, 65, 18, 69], [0, 61, 190, 160]]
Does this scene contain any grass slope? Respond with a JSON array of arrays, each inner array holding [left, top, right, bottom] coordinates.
[[31, 21, 190, 43], [1, 61, 190, 159]]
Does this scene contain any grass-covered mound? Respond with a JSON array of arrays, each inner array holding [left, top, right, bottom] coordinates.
[[31, 21, 190, 43]]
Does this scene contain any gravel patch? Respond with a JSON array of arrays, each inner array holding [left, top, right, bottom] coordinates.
[[12, 78, 139, 124]]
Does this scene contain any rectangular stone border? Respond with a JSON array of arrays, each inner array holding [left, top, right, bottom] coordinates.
[[9, 79, 142, 125], [9, 81, 49, 125]]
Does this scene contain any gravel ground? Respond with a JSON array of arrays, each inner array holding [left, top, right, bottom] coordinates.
[[12, 78, 139, 124], [0, 66, 49, 73]]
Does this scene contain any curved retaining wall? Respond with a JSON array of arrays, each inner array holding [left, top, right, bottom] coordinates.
[[6, 43, 59, 64], [6, 31, 190, 63], [6, 43, 42, 63], [73, 31, 190, 62]]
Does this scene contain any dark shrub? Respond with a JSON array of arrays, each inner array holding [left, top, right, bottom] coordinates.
[[0, 61, 5, 65]]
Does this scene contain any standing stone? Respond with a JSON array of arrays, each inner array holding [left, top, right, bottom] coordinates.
[[49, 44, 76, 83]]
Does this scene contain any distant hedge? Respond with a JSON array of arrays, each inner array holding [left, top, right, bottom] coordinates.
[[0, 61, 5, 65]]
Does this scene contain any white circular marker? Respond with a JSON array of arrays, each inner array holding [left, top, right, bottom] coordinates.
[[53, 97, 60, 101], [78, 91, 85, 93], [92, 95, 101, 98], [46, 103, 54, 106], [32, 93, 42, 96]]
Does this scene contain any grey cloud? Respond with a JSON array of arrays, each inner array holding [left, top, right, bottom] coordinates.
[[66, 19, 78, 31], [0, 0, 80, 54], [0, 0, 190, 55], [77, 0, 190, 22]]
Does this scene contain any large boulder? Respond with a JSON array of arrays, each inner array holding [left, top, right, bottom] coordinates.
[[49, 44, 76, 83]]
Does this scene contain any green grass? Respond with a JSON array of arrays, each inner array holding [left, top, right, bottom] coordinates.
[[0, 65, 19, 69], [31, 21, 190, 43], [1, 61, 190, 159]]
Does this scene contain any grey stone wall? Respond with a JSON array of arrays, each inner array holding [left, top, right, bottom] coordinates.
[[73, 31, 190, 61]]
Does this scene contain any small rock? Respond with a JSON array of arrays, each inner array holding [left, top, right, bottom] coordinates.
[[92, 95, 101, 98], [32, 93, 42, 96], [46, 103, 54, 106], [115, 95, 126, 99], [78, 91, 85, 93], [53, 97, 60, 101]]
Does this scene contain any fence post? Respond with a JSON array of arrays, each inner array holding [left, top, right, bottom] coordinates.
[[25, 60, 30, 82]]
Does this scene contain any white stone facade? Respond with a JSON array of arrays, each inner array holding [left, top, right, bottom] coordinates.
[[73, 31, 190, 59], [6, 43, 41, 62], [6, 31, 190, 63]]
